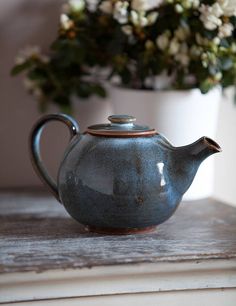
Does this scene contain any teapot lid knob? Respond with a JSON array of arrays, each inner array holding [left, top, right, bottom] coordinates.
[[108, 115, 136, 124]]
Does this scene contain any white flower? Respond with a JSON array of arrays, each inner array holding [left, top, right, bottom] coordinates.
[[39, 55, 50, 64], [151, 0, 164, 8], [131, 0, 163, 12], [180, 43, 188, 53], [23, 78, 44, 98], [175, 53, 190, 66], [152, 71, 176, 90], [174, 0, 200, 9], [213, 37, 221, 45], [218, 22, 234, 37], [23, 78, 36, 91], [114, 1, 129, 24], [99, 0, 113, 13], [130, 10, 148, 27], [175, 4, 184, 13], [33, 88, 44, 99], [86, 0, 99, 12], [131, 10, 139, 24], [168, 38, 180, 55], [174, 26, 190, 41], [156, 32, 170, 50], [212, 3, 224, 16], [147, 11, 158, 25], [195, 33, 210, 46], [122, 25, 133, 35], [131, 10, 158, 28], [60, 14, 73, 30], [183, 0, 200, 8], [191, 0, 200, 8], [215, 72, 223, 80], [145, 40, 155, 50], [15, 46, 41, 65], [201, 51, 217, 67], [217, 0, 236, 16], [190, 45, 202, 57], [175, 43, 190, 66], [132, 0, 148, 11], [201, 52, 209, 67], [199, 3, 223, 30], [231, 43, 236, 53], [68, 0, 85, 11]]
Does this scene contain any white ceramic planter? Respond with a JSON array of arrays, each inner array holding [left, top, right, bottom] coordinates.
[[110, 86, 221, 200], [72, 95, 113, 131]]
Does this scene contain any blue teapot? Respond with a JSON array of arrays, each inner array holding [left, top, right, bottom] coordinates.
[[30, 114, 221, 234]]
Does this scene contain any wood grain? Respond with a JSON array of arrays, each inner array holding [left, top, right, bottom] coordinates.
[[0, 191, 236, 274]]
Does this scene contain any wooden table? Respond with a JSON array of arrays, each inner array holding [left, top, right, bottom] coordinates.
[[0, 191, 236, 305]]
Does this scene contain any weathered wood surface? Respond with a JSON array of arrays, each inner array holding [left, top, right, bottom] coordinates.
[[0, 191, 236, 274]]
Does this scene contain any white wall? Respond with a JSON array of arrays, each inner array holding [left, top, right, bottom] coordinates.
[[0, 0, 64, 187], [214, 89, 236, 206], [0, 1, 236, 206]]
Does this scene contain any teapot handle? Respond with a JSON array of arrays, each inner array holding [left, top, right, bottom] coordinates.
[[29, 114, 80, 202]]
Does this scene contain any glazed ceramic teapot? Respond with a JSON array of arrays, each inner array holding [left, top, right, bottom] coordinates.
[[30, 114, 221, 234]]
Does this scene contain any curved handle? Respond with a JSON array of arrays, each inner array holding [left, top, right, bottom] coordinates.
[[29, 114, 80, 202]]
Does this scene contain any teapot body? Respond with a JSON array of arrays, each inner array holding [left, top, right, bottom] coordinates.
[[30, 114, 221, 234], [58, 133, 182, 232]]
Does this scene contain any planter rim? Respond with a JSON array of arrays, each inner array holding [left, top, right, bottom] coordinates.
[[110, 84, 221, 95]]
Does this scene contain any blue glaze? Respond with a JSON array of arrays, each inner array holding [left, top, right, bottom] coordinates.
[[30, 114, 221, 233]]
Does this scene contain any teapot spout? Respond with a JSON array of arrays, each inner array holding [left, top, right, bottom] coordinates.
[[189, 136, 222, 161], [171, 137, 221, 195]]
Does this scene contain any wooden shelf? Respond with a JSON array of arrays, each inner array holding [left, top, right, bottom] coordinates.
[[0, 191, 236, 305]]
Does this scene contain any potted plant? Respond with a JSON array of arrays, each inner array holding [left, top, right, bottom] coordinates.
[[12, 0, 236, 199]]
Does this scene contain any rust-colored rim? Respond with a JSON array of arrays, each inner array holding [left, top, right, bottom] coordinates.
[[86, 128, 157, 137], [85, 225, 157, 235]]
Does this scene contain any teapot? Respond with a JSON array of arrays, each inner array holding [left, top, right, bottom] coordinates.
[[30, 114, 221, 234]]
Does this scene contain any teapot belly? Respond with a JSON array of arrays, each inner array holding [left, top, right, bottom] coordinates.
[[58, 135, 182, 231], [59, 180, 181, 230]]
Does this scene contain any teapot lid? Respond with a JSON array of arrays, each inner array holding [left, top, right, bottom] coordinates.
[[87, 115, 156, 137]]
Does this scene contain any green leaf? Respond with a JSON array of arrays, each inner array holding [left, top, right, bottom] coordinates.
[[76, 83, 92, 98], [220, 39, 230, 48], [11, 61, 32, 76], [199, 79, 213, 94], [221, 71, 235, 87], [28, 69, 47, 81], [220, 58, 233, 71], [203, 29, 217, 40], [92, 84, 107, 97], [60, 104, 72, 114], [120, 68, 132, 85]]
